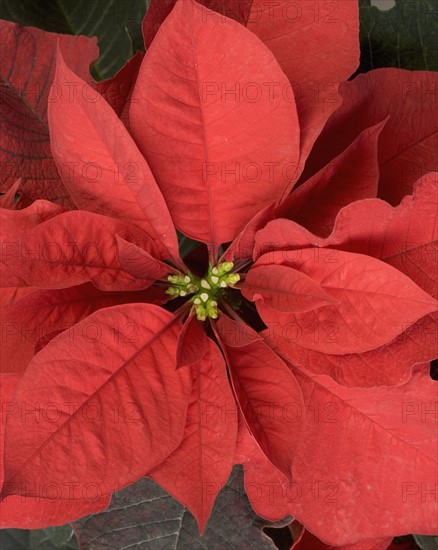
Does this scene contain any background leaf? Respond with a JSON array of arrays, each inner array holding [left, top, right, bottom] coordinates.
[[359, 0, 438, 72], [413, 535, 438, 550], [73, 467, 291, 549], [0, 526, 78, 550], [0, 0, 149, 79]]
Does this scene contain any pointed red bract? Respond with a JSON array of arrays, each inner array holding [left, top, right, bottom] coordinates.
[[116, 236, 172, 283], [242, 263, 337, 313], [142, 0, 252, 48], [247, 0, 359, 179], [2, 211, 159, 291], [222, 203, 276, 263], [254, 249, 436, 354], [290, 522, 393, 550], [303, 69, 438, 205], [96, 52, 144, 130], [215, 315, 304, 479], [0, 373, 111, 528], [1, 200, 64, 304], [279, 367, 438, 545], [234, 417, 292, 522], [151, 339, 237, 533], [176, 312, 209, 369], [3, 304, 191, 499], [130, 0, 300, 246], [264, 313, 438, 388], [0, 284, 166, 374], [278, 120, 386, 236], [257, 173, 438, 299], [48, 49, 179, 262], [0, 21, 98, 207]]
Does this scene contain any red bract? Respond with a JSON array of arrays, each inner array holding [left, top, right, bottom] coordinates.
[[0, 0, 437, 546]]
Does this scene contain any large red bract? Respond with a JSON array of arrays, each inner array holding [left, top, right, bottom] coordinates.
[[0, 0, 437, 547]]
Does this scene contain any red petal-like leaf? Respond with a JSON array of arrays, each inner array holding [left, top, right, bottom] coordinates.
[[1, 199, 64, 239], [278, 120, 386, 236], [234, 417, 292, 522], [116, 235, 173, 282], [142, 0, 253, 48], [290, 521, 393, 550], [1, 200, 64, 301], [2, 210, 157, 291], [1, 283, 166, 374], [0, 373, 110, 528], [247, 0, 359, 178], [0, 284, 34, 309], [0, 21, 98, 207], [223, 203, 276, 264], [176, 312, 209, 369], [258, 173, 438, 299], [151, 339, 237, 532], [303, 69, 438, 205], [96, 52, 144, 130], [280, 367, 438, 545], [242, 263, 337, 313], [264, 313, 438, 387], [255, 249, 437, 354], [48, 49, 179, 262], [3, 304, 191, 499], [131, 0, 300, 247], [328, 173, 438, 298], [215, 315, 304, 479]]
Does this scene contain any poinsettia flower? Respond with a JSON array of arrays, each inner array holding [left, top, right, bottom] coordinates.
[[0, 0, 437, 547]]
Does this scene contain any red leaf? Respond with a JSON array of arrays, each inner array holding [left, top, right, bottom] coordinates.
[[2, 210, 159, 291], [255, 249, 437, 354], [0, 285, 34, 310], [1, 200, 64, 302], [142, 0, 358, 183], [96, 52, 144, 130], [150, 339, 238, 533], [1, 283, 166, 374], [142, 0, 253, 48], [222, 203, 276, 264], [290, 521, 393, 550], [215, 315, 304, 479], [234, 417, 292, 522], [242, 263, 337, 313], [302, 69, 438, 205], [48, 49, 180, 263], [116, 235, 173, 282], [130, 0, 300, 247], [0, 373, 111, 528], [328, 173, 438, 298], [258, 173, 438, 299], [277, 367, 438, 545], [246, 0, 359, 180], [1, 199, 64, 239], [278, 120, 386, 236], [0, 21, 98, 207], [264, 313, 438, 388], [176, 312, 209, 369], [3, 304, 192, 499]]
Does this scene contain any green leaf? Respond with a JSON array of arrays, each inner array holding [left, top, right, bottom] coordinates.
[[359, 0, 438, 72], [0, 526, 78, 550], [0, 0, 149, 79], [413, 535, 438, 550], [0, 530, 29, 550]]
